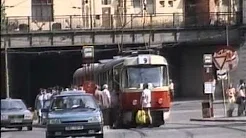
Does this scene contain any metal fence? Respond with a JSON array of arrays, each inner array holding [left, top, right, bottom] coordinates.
[[1, 12, 241, 33]]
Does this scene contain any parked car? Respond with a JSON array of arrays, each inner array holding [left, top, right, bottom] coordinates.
[[1, 98, 33, 131], [42, 91, 104, 138]]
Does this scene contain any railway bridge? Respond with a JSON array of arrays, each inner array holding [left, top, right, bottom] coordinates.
[[0, 12, 245, 106]]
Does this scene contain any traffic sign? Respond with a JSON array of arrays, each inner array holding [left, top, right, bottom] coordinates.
[[217, 69, 228, 80], [82, 46, 94, 58], [213, 46, 239, 71]]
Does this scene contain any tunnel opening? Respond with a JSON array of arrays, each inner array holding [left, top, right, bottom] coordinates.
[[1, 46, 118, 107]]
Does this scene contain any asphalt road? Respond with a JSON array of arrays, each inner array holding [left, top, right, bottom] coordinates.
[[2, 100, 246, 138]]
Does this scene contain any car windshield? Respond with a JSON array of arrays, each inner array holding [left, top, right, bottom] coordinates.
[[50, 95, 97, 111], [1, 100, 27, 110]]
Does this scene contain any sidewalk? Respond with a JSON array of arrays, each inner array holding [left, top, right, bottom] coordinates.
[[190, 116, 246, 122], [172, 99, 224, 105]]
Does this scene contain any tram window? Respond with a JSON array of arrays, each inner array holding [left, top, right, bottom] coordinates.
[[126, 66, 168, 88], [163, 66, 168, 86], [108, 70, 113, 90]]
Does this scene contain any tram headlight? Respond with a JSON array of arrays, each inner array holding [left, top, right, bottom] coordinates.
[[158, 98, 163, 104], [132, 99, 138, 105]]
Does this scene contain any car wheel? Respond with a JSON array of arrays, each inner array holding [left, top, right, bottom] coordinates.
[[27, 126, 33, 131], [95, 134, 104, 138], [17, 127, 22, 131]]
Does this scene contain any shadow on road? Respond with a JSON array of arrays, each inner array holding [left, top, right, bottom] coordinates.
[[1, 129, 29, 133]]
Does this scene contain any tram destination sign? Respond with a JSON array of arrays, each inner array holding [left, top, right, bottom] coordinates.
[[82, 46, 94, 58]]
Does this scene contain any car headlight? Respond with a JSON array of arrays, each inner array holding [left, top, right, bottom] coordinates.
[[24, 113, 33, 120], [48, 119, 61, 124], [88, 116, 101, 123], [1, 114, 8, 120]]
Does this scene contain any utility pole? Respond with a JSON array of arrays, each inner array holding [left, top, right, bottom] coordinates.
[[2, 0, 10, 98], [4, 38, 10, 98]]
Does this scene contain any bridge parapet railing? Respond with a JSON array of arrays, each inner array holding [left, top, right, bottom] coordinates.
[[1, 12, 241, 33]]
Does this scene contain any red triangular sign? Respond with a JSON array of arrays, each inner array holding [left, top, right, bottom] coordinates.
[[213, 56, 226, 69]]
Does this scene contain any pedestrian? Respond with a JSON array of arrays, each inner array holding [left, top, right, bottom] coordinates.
[[35, 88, 47, 124], [236, 80, 246, 116], [101, 84, 111, 126], [169, 80, 174, 102], [46, 88, 52, 100], [78, 85, 86, 93], [34, 89, 42, 123], [226, 83, 236, 117], [109, 87, 119, 128], [94, 85, 102, 105], [140, 83, 152, 126]]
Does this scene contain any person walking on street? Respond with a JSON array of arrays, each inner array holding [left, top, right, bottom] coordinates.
[[236, 80, 246, 116], [169, 80, 174, 102], [35, 89, 47, 124], [226, 84, 236, 117], [109, 87, 119, 128], [94, 85, 103, 105], [140, 83, 152, 125], [101, 84, 111, 126]]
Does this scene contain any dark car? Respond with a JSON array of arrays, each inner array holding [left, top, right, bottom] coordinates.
[[43, 91, 104, 138], [1, 98, 33, 131]]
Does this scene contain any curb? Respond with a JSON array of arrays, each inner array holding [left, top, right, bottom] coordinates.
[[190, 118, 246, 122]]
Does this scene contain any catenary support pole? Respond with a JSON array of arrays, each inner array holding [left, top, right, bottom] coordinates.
[[4, 38, 10, 98]]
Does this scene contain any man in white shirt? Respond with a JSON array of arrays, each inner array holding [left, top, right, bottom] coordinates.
[[102, 84, 111, 108], [140, 83, 152, 125], [102, 84, 111, 126]]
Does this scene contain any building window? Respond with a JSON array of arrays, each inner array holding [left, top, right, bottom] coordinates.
[[102, 0, 111, 5], [146, 0, 155, 14], [160, 1, 165, 7], [168, 0, 173, 7], [133, 0, 142, 14], [31, 0, 54, 22], [133, 0, 156, 15]]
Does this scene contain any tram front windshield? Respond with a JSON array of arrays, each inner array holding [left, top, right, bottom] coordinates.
[[126, 65, 168, 88]]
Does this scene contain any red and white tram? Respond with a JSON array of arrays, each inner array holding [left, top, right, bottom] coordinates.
[[73, 53, 171, 127]]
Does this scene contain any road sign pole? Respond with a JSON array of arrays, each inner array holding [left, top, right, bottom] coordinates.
[[226, 25, 229, 47], [221, 78, 227, 117]]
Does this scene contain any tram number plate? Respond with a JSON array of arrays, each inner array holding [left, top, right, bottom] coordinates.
[[65, 126, 84, 130]]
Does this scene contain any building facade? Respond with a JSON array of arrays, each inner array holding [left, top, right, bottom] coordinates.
[[2, 0, 240, 31]]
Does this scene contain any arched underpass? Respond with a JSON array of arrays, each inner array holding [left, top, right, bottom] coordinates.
[[2, 43, 238, 107], [1, 46, 119, 107]]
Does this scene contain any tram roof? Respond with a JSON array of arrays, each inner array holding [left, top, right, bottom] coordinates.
[[73, 64, 104, 78], [73, 58, 124, 78], [101, 58, 124, 72]]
